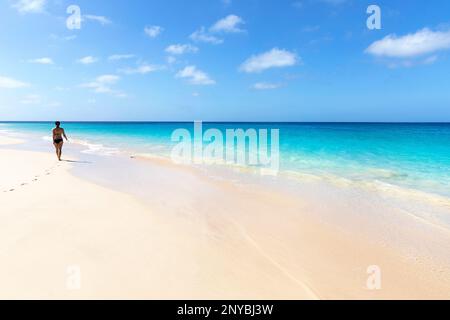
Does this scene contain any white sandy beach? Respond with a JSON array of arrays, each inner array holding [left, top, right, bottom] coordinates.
[[0, 134, 449, 299]]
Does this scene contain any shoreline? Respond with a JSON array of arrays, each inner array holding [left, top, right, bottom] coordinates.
[[1, 133, 449, 299]]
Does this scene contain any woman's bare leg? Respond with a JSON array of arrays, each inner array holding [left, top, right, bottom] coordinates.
[[54, 142, 63, 161], [53, 143, 59, 160], [58, 143, 63, 161]]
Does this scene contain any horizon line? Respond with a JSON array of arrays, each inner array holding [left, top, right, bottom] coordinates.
[[1, 121, 450, 124]]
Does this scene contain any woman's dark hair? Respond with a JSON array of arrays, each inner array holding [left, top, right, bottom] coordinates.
[[55, 121, 61, 127]]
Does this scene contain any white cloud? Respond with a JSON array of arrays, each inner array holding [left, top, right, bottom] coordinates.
[[190, 27, 224, 44], [145, 26, 163, 38], [165, 44, 198, 55], [83, 15, 111, 25], [210, 14, 245, 33], [54, 86, 70, 91], [108, 54, 135, 61], [189, 15, 244, 44], [252, 82, 282, 90], [240, 48, 299, 73], [424, 55, 438, 65], [81, 75, 125, 97], [386, 55, 439, 69], [20, 94, 41, 104], [12, 0, 46, 14], [28, 57, 53, 65], [77, 56, 98, 65], [167, 56, 177, 64], [115, 93, 128, 98], [176, 66, 215, 85], [48, 101, 62, 107], [120, 64, 163, 75], [0, 75, 29, 89], [366, 28, 450, 58], [19, 94, 60, 106], [96, 75, 119, 83]]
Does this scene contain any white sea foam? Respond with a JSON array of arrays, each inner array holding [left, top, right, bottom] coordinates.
[[75, 139, 120, 156], [41, 135, 119, 156]]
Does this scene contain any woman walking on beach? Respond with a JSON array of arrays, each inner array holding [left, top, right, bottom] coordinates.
[[52, 121, 68, 161]]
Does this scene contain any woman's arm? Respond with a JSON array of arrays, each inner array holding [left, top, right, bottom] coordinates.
[[62, 129, 69, 141]]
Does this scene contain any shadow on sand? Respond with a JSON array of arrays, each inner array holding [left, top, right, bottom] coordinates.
[[61, 159, 92, 164]]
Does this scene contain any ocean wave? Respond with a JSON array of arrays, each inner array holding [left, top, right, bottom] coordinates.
[[41, 136, 120, 156], [281, 168, 450, 209], [0, 128, 17, 136], [0, 129, 30, 141], [362, 168, 409, 180], [75, 139, 120, 156]]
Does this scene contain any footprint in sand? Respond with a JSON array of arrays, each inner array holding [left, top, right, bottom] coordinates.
[[21, 183, 27, 186], [9, 189, 14, 192]]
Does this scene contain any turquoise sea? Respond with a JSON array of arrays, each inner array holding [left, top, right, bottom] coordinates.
[[1, 122, 450, 198]]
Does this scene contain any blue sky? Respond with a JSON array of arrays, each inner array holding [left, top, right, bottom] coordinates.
[[1, 0, 450, 121]]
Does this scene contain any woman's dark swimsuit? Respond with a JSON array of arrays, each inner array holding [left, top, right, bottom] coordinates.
[[54, 138, 64, 144]]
